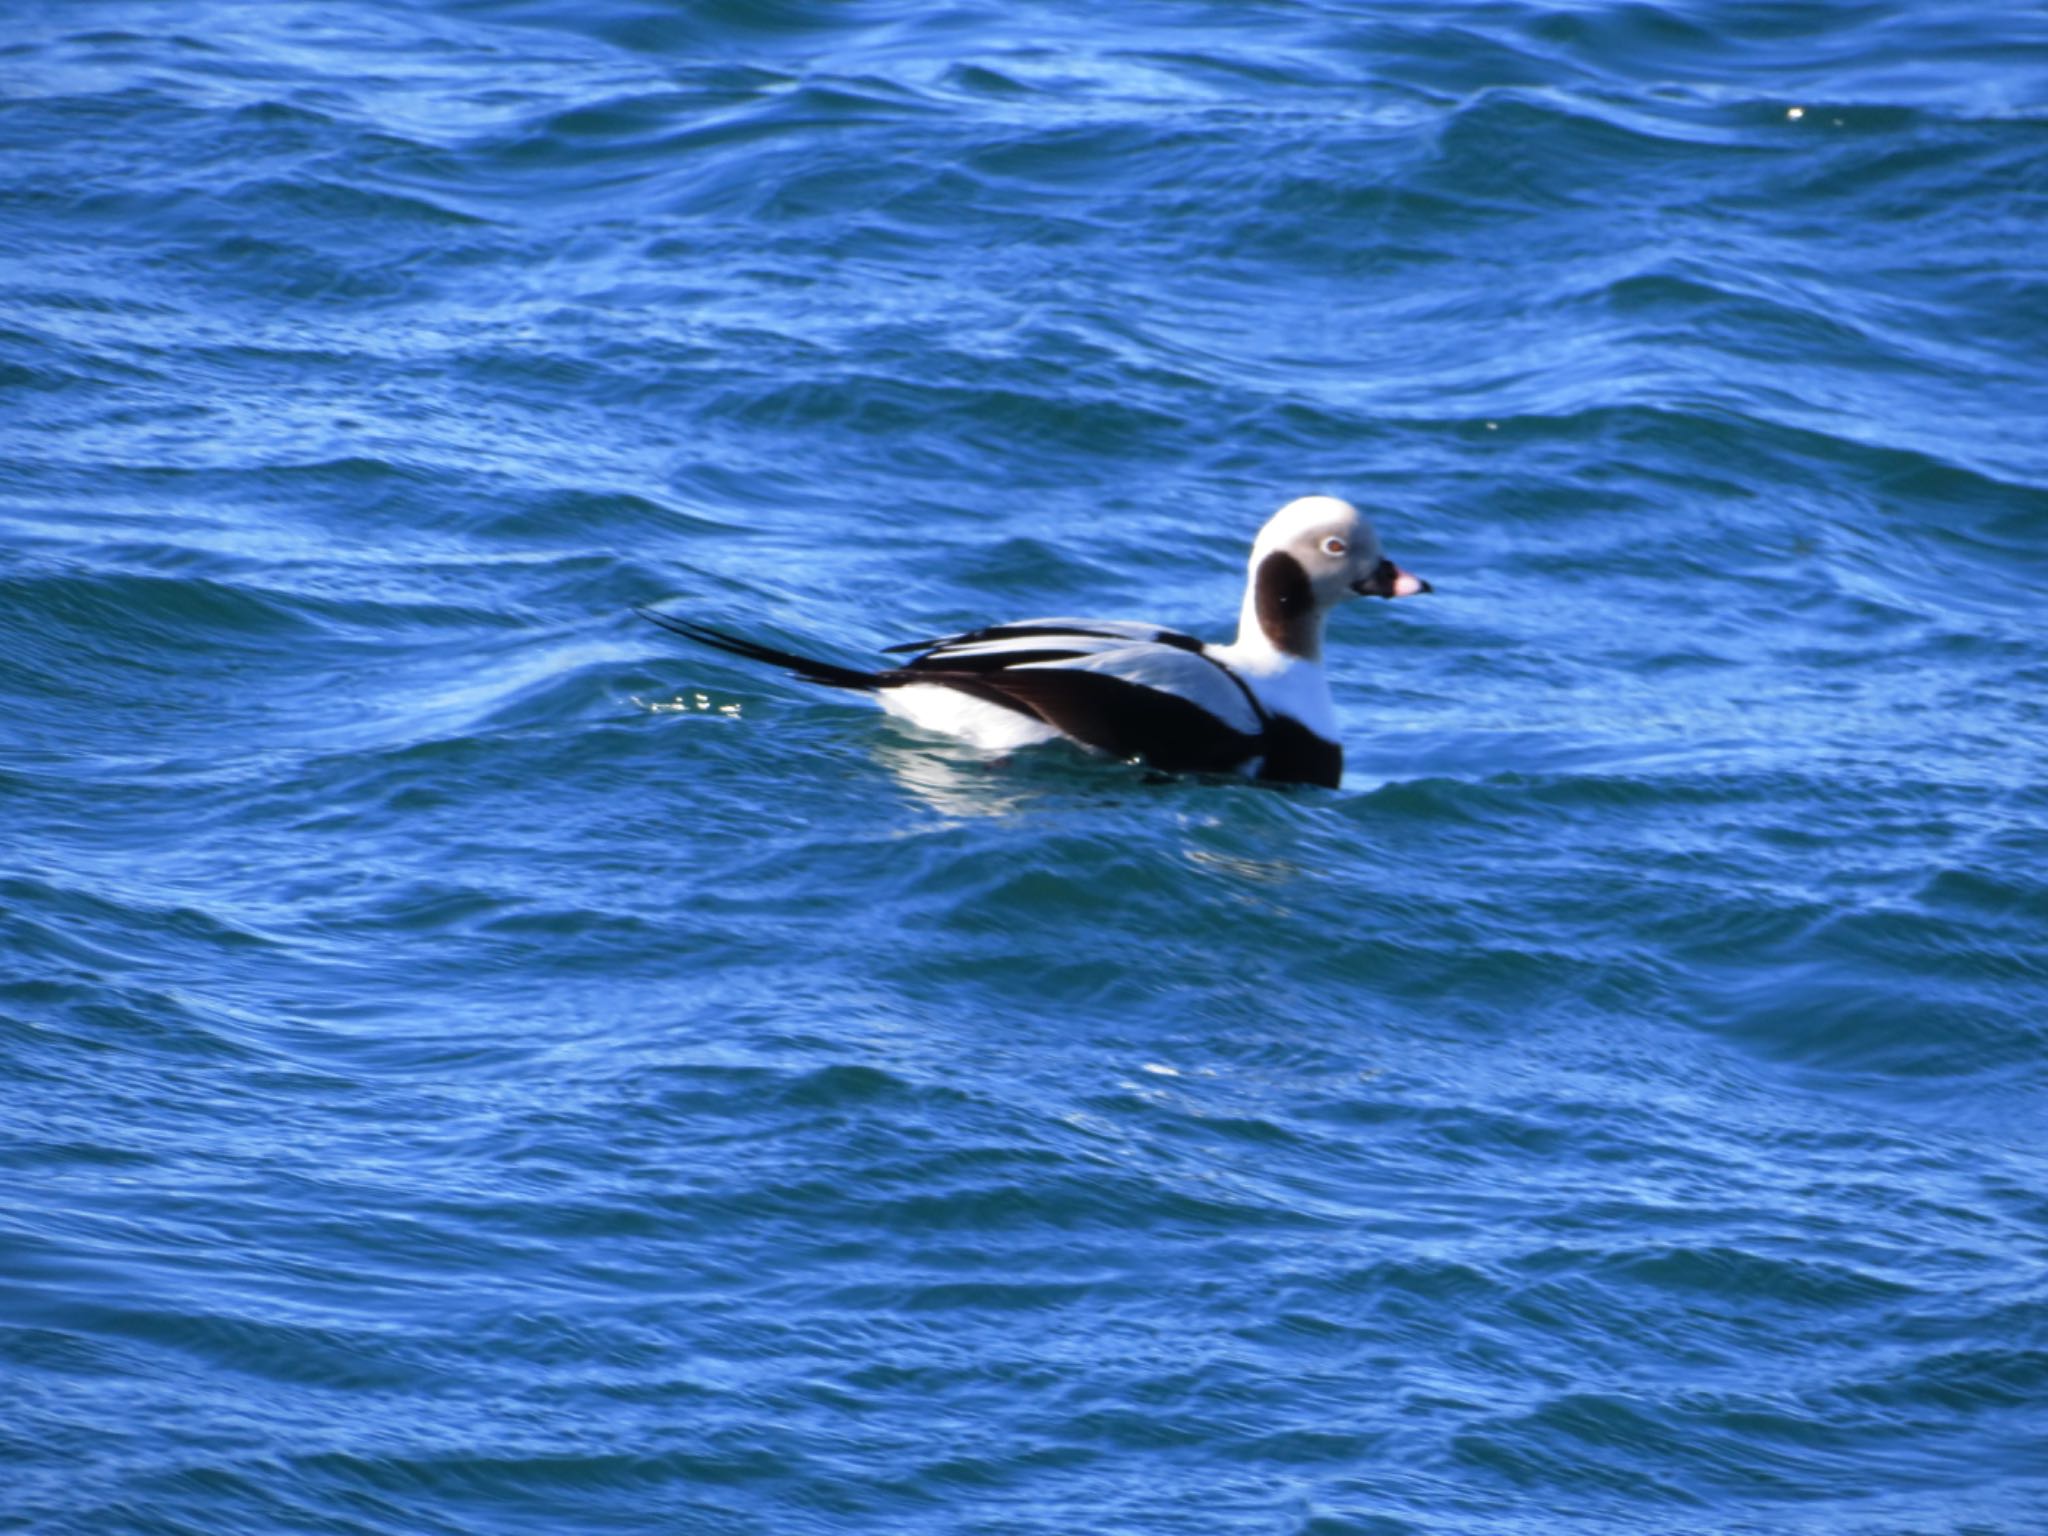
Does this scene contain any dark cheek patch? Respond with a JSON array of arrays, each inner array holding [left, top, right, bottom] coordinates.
[[1254, 550, 1319, 657]]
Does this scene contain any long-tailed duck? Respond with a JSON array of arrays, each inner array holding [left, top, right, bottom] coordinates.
[[639, 495, 1429, 788]]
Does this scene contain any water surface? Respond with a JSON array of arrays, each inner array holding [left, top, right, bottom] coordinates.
[[4, 2, 2047, 1532]]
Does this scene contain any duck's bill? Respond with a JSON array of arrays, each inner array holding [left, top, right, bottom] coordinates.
[[1355, 561, 1432, 599]]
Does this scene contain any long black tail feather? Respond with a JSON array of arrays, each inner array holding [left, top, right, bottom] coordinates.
[[635, 607, 884, 692]]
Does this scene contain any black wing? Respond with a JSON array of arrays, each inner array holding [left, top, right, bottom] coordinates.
[[931, 664, 1262, 776]]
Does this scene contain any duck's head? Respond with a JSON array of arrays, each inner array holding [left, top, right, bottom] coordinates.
[[1241, 495, 1429, 659]]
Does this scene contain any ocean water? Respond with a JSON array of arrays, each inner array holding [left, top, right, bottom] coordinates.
[[4, 1, 2047, 1531]]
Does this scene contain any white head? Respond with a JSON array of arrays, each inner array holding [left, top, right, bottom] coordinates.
[[1236, 495, 1429, 660]]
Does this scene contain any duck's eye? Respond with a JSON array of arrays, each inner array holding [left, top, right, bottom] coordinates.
[[1321, 536, 1348, 557]]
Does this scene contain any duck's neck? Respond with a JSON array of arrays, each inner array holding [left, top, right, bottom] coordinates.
[[1234, 549, 1326, 663]]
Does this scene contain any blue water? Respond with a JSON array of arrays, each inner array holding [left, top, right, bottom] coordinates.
[[5, 2, 2047, 1531]]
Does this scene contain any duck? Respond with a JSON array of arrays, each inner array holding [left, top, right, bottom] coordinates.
[[638, 495, 1430, 788]]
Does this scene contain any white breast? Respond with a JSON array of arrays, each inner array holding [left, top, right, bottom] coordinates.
[[1203, 640, 1336, 739]]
